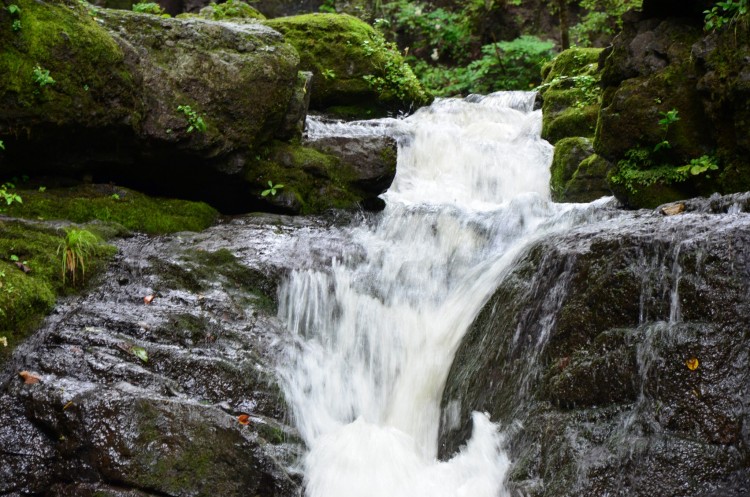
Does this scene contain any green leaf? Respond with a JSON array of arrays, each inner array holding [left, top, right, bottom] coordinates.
[[132, 346, 148, 362], [261, 189, 271, 196], [10, 255, 19, 262], [267, 181, 273, 187]]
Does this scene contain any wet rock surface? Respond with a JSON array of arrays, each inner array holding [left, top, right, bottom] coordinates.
[[440, 193, 750, 496], [0, 213, 356, 496]]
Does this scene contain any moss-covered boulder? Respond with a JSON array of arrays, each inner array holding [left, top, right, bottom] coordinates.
[[595, 3, 750, 208], [538, 48, 610, 202], [263, 13, 432, 117], [538, 47, 602, 144], [549, 137, 610, 202], [247, 136, 395, 214]]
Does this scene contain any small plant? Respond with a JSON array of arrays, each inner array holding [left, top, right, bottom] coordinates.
[[654, 108, 679, 151], [7, 4, 19, 15], [111, 193, 120, 201], [32, 65, 55, 88], [705, 0, 748, 31], [0, 183, 22, 207], [176, 105, 207, 133], [321, 68, 337, 80], [58, 228, 100, 286], [38, 186, 46, 192], [261, 181, 284, 197], [0, 140, 4, 150], [132, 2, 166, 15], [12, 19, 21, 31]]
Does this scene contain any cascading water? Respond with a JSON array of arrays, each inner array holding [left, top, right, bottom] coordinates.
[[277, 92, 611, 496]]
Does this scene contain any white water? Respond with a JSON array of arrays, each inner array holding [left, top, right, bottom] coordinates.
[[278, 92, 609, 497]]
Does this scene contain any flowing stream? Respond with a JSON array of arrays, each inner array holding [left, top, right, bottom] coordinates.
[[277, 92, 612, 496]]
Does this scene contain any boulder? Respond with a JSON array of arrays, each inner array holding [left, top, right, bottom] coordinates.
[[0, 217, 325, 495], [537, 47, 610, 202], [440, 192, 750, 496], [0, 2, 396, 213], [595, 3, 750, 207], [263, 13, 433, 118]]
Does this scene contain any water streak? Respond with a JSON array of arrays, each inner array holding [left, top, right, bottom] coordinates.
[[278, 92, 609, 496]]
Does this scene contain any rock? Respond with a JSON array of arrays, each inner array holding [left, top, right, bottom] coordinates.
[[439, 196, 750, 495], [306, 134, 397, 194], [660, 201, 686, 215], [550, 136, 592, 200], [538, 47, 603, 144], [263, 13, 433, 117], [595, 5, 750, 207], [0, 214, 358, 495], [0, 2, 396, 214]]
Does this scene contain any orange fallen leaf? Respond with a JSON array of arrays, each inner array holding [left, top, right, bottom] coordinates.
[[686, 357, 699, 371], [237, 414, 251, 425], [144, 294, 155, 305], [19, 370, 41, 384]]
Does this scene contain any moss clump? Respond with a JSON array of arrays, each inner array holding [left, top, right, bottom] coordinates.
[[263, 13, 432, 114], [0, 0, 135, 125], [0, 220, 113, 364], [5, 184, 218, 234], [249, 141, 361, 214], [196, 0, 266, 21]]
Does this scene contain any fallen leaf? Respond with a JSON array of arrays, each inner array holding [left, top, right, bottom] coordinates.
[[144, 294, 155, 305], [132, 346, 148, 363], [0, 336, 7, 347], [63, 401, 74, 410], [237, 414, 251, 425], [686, 357, 699, 371], [19, 371, 41, 384]]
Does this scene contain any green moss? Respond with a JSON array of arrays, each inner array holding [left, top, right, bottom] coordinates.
[[249, 141, 361, 214], [0, 220, 113, 365], [0, 0, 134, 123], [538, 48, 603, 145], [543, 104, 599, 144], [550, 137, 593, 200], [195, 0, 266, 21], [541, 47, 602, 81], [5, 184, 218, 234], [263, 13, 431, 113]]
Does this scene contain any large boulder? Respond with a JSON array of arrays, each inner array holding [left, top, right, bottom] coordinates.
[[0, 216, 333, 495], [0, 2, 396, 213], [595, 0, 750, 207], [263, 13, 433, 118], [440, 192, 750, 496]]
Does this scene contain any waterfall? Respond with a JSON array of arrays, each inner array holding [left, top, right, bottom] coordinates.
[[277, 92, 610, 496]]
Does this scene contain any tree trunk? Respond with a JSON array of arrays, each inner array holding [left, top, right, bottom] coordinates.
[[557, 0, 570, 50]]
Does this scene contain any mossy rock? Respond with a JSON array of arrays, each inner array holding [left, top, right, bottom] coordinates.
[[193, 0, 266, 21], [540, 47, 602, 82], [263, 13, 432, 115], [543, 104, 599, 144], [550, 137, 592, 201], [5, 184, 218, 234], [0, 220, 114, 364], [538, 48, 603, 145], [562, 153, 612, 203], [0, 0, 136, 126], [248, 141, 361, 214]]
